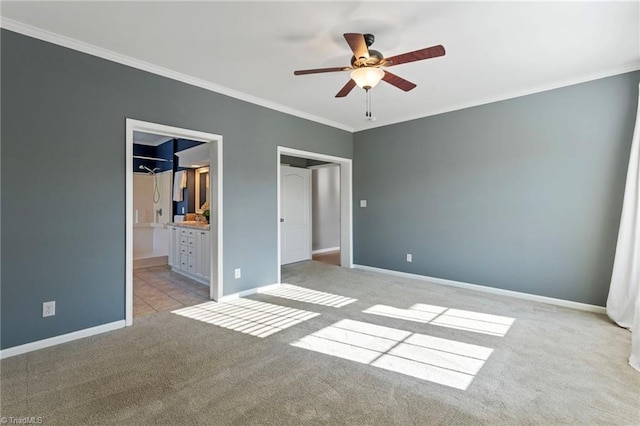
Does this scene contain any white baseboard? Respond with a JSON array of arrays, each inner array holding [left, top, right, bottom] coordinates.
[[134, 255, 168, 269], [0, 320, 126, 359], [353, 264, 606, 314], [218, 283, 281, 302], [312, 247, 340, 255]]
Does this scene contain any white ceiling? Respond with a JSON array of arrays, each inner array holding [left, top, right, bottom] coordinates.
[[2, 1, 639, 132], [133, 131, 172, 146]]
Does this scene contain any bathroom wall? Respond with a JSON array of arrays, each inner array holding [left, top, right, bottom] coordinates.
[[174, 139, 206, 216], [155, 172, 172, 225], [133, 171, 172, 259], [133, 171, 173, 226], [134, 138, 205, 217], [133, 144, 162, 172], [133, 174, 156, 224]]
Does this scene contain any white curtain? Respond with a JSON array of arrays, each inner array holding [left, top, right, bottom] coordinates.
[[607, 84, 640, 372]]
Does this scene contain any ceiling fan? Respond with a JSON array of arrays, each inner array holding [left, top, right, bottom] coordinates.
[[294, 33, 446, 98]]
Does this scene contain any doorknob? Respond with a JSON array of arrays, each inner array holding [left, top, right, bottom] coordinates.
[[280, 218, 284, 222]]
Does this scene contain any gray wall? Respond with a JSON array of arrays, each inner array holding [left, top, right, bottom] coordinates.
[[280, 155, 308, 168], [354, 71, 639, 306], [312, 165, 341, 251], [281, 155, 330, 169], [0, 30, 352, 349]]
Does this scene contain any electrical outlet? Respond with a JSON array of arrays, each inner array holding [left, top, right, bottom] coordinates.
[[234, 268, 241, 279], [406, 253, 412, 263], [360, 200, 367, 208], [43, 301, 56, 317]]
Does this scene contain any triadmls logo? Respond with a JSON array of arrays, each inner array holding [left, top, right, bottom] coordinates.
[[0, 417, 44, 425]]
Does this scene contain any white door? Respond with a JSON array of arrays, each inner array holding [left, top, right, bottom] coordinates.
[[281, 165, 311, 265]]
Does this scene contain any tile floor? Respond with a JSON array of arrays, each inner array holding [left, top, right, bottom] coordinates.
[[133, 265, 210, 318]]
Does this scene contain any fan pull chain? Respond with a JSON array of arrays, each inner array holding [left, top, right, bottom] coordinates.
[[364, 89, 376, 121], [365, 88, 372, 119]]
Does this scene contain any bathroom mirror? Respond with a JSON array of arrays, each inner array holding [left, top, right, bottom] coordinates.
[[195, 167, 210, 213]]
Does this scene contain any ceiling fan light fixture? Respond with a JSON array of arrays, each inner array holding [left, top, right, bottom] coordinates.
[[350, 67, 384, 90]]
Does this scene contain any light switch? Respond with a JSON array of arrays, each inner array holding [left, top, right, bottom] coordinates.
[[360, 200, 367, 208]]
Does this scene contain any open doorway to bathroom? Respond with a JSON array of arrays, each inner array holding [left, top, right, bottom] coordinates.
[[126, 119, 223, 327], [132, 133, 209, 318]]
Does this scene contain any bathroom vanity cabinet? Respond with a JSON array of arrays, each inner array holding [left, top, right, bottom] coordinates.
[[168, 224, 210, 285]]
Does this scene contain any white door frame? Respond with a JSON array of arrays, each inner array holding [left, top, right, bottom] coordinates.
[[126, 119, 223, 326], [277, 146, 353, 283]]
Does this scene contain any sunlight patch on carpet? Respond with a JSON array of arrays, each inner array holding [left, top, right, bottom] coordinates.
[[261, 284, 357, 307], [172, 299, 319, 337], [363, 303, 514, 336], [291, 319, 493, 390]]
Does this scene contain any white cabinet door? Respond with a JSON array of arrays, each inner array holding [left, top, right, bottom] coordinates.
[[197, 230, 211, 280], [168, 226, 179, 267], [280, 166, 312, 265]]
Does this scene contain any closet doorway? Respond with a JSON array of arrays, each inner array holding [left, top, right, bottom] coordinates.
[[277, 147, 352, 283]]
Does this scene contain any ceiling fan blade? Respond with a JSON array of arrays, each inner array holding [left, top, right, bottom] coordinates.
[[294, 67, 350, 76], [344, 33, 369, 60], [335, 79, 357, 98], [384, 45, 445, 67], [382, 71, 417, 92]]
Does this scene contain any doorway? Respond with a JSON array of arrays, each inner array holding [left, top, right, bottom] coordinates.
[[277, 147, 352, 283], [309, 163, 342, 266], [126, 119, 223, 326], [280, 161, 341, 266]]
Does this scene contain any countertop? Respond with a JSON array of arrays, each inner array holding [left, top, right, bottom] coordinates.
[[168, 221, 210, 230]]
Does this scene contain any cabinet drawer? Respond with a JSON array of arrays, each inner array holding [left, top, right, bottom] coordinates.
[[180, 228, 197, 237], [180, 255, 188, 270], [180, 246, 188, 255], [181, 236, 196, 246], [187, 247, 195, 256]]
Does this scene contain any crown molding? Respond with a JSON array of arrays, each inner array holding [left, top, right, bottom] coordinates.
[[353, 62, 640, 132], [2, 17, 638, 135], [0, 17, 354, 133]]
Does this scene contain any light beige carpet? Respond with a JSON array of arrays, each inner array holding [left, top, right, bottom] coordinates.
[[2, 261, 639, 425]]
